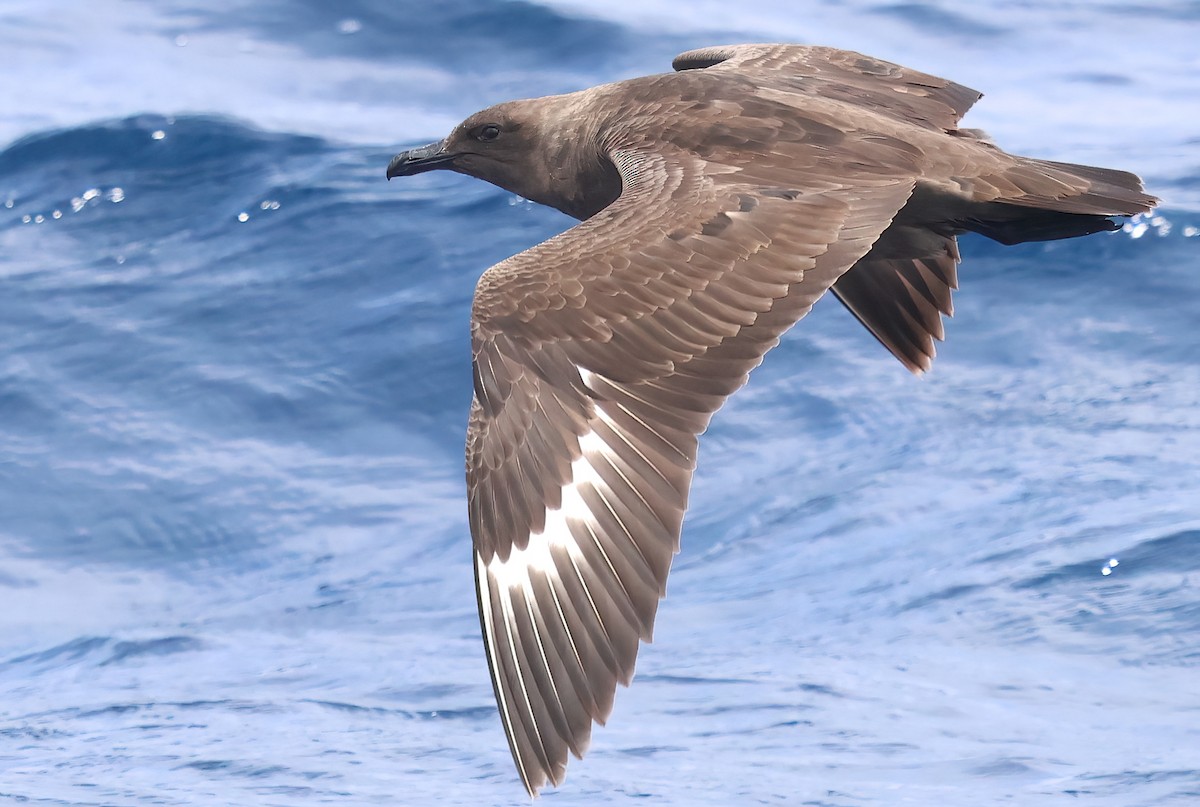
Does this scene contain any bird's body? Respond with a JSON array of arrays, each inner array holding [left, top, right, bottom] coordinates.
[[386, 44, 1156, 795]]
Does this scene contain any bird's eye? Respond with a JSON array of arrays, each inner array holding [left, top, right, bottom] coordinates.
[[475, 124, 501, 142]]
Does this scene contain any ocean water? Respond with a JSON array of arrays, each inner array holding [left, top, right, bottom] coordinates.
[[2, 1, 1199, 805]]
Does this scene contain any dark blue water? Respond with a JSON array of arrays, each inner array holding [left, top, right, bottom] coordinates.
[[3, 2, 1199, 805]]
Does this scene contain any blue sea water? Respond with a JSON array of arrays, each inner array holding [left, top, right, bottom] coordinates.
[[2, 1, 1199, 804]]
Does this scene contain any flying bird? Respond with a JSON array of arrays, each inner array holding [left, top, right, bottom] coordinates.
[[386, 44, 1156, 795]]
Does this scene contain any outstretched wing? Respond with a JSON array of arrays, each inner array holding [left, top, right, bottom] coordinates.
[[832, 233, 961, 374], [669, 44, 977, 374], [467, 122, 921, 794], [672, 43, 981, 132], [671, 45, 1155, 375]]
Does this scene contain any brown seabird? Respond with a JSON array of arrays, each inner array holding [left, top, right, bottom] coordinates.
[[386, 44, 1156, 795]]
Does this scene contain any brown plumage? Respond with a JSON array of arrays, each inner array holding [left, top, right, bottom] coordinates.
[[385, 44, 1156, 795]]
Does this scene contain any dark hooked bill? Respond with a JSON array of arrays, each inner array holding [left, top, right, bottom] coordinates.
[[386, 139, 454, 178]]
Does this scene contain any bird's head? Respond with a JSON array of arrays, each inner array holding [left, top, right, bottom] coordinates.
[[387, 96, 621, 220]]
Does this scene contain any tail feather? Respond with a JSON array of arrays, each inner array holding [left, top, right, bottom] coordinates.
[[964, 209, 1120, 246], [1005, 156, 1157, 215], [966, 156, 1157, 245]]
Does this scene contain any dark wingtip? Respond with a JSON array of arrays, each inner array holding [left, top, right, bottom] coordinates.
[[672, 47, 735, 71]]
